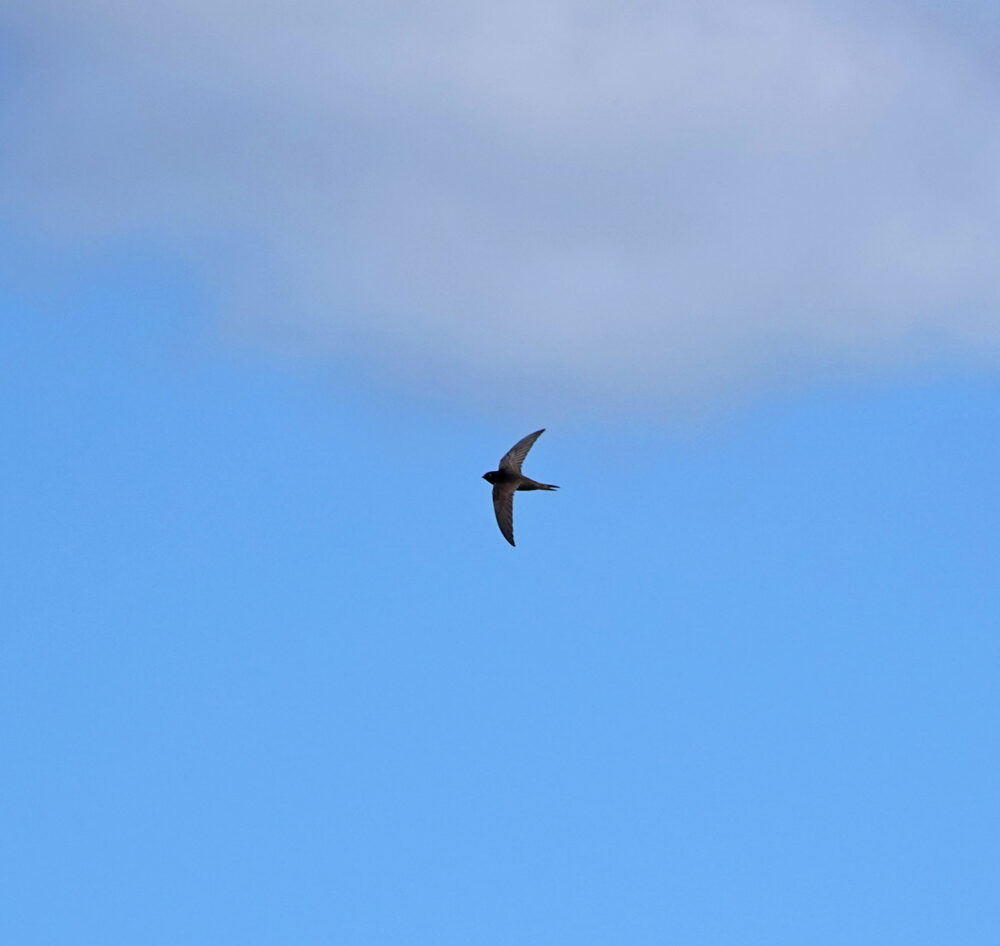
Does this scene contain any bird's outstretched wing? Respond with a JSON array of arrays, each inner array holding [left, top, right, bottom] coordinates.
[[499, 429, 545, 474], [492, 483, 517, 546]]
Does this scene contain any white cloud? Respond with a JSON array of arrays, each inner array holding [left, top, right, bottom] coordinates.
[[4, 0, 1000, 408]]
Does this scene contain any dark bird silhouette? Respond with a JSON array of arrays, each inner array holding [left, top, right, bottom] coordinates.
[[482, 429, 558, 546]]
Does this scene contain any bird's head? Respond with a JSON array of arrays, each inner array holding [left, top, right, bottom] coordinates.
[[482, 471, 498, 484]]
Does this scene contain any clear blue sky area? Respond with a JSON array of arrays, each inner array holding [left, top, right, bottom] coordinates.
[[2, 260, 998, 945]]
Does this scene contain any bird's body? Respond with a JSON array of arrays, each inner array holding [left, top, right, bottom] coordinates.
[[482, 429, 558, 546]]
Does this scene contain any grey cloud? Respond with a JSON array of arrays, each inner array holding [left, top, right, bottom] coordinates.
[[4, 0, 1000, 408]]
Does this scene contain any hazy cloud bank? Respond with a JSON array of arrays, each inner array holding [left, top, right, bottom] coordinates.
[[4, 0, 1000, 408]]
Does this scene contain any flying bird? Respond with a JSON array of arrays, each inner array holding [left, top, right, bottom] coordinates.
[[482, 429, 559, 546]]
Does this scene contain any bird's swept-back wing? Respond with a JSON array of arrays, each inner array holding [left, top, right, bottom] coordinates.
[[499, 429, 545, 474], [492, 484, 517, 546]]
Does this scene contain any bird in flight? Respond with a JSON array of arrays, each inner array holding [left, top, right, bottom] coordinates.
[[482, 429, 559, 546]]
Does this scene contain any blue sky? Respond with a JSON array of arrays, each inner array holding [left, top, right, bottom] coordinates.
[[3, 2, 1000, 944]]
